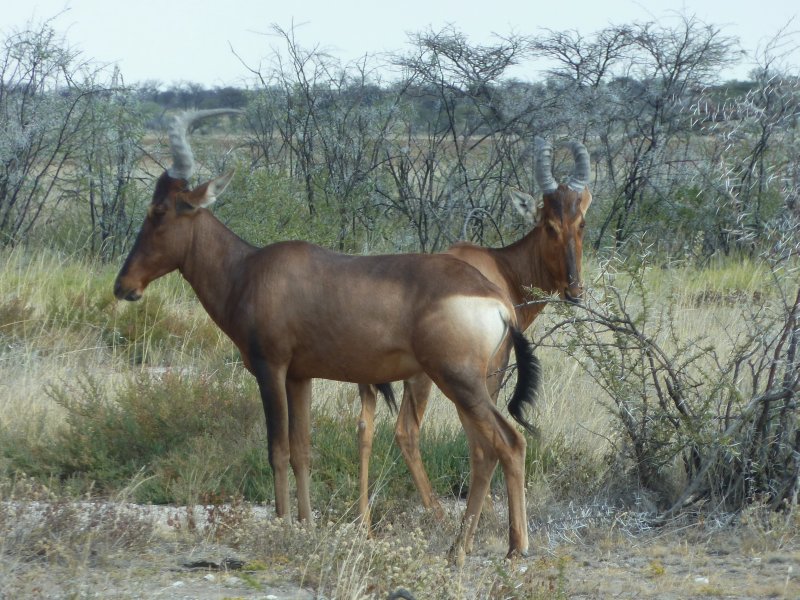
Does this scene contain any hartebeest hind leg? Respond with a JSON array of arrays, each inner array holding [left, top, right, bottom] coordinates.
[[392, 350, 512, 520], [433, 372, 529, 561], [394, 375, 444, 517], [456, 404, 528, 557], [452, 411, 497, 560]]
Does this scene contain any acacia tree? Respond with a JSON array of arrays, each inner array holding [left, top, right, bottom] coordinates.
[[532, 26, 633, 90], [0, 20, 99, 245], [541, 243, 799, 512], [684, 25, 800, 258], [243, 24, 404, 250], [68, 68, 146, 260], [244, 25, 321, 216], [384, 27, 541, 251], [599, 15, 736, 249], [530, 24, 633, 137], [531, 15, 737, 250]]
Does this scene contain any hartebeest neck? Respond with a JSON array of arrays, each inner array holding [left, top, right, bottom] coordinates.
[[492, 228, 556, 329], [178, 210, 256, 332]]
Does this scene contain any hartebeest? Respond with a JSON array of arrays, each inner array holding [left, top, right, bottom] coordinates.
[[113, 110, 540, 559], [357, 138, 592, 520]]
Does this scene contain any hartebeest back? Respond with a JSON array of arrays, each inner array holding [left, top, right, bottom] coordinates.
[[358, 137, 593, 519], [113, 110, 540, 560]]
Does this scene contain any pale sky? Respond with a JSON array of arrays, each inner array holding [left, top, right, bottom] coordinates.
[[4, 0, 799, 87]]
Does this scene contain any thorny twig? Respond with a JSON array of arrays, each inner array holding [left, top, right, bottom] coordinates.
[[517, 273, 799, 517]]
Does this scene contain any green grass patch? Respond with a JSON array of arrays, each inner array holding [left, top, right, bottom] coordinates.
[[639, 254, 775, 305], [1, 368, 267, 502], [1, 361, 583, 513], [0, 248, 229, 366]]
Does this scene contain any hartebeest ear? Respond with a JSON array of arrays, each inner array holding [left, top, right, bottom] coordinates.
[[507, 188, 541, 224], [184, 169, 235, 209], [579, 190, 593, 216]]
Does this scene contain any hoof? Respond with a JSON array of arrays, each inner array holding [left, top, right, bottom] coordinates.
[[506, 547, 529, 560], [448, 544, 467, 568], [424, 498, 446, 522]]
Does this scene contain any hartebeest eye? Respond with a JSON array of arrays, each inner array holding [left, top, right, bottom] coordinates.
[[148, 203, 168, 220]]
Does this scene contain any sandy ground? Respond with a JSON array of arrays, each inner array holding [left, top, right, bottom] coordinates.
[[2, 501, 799, 599]]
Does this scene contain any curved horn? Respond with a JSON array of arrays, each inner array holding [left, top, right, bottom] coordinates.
[[167, 109, 244, 180], [533, 136, 557, 194], [566, 140, 591, 192]]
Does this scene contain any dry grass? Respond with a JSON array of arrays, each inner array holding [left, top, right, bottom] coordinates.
[[1, 489, 798, 599], [1, 248, 765, 467], [0, 247, 777, 493], [2, 247, 799, 598]]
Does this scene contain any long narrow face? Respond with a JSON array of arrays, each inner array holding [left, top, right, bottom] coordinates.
[[113, 172, 232, 301], [536, 185, 592, 303], [114, 109, 238, 302], [113, 175, 192, 301], [525, 137, 593, 304]]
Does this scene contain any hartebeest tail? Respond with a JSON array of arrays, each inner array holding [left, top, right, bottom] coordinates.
[[507, 327, 541, 435], [374, 383, 397, 413], [114, 109, 538, 560]]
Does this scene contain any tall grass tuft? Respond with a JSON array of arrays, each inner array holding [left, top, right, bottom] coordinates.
[[1, 368, 268, 503]]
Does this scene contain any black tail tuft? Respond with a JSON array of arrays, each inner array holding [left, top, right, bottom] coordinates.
[[507, 327, 540, 436], [375, 383, 398, 414]]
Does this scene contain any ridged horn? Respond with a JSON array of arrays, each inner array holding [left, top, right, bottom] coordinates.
[[533, 136, 557, 194], [167, 109, 244, 180], [566, 140, 590, 192]]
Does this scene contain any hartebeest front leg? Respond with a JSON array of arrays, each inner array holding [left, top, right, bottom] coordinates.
[[287, 377, 313, 521], [357, 384, 377, 527], [394, 375, 444, 518], [251, 358, 292, 519]]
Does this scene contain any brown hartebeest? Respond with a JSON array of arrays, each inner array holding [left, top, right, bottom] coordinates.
[[357, 138, 592, 520], [113, 110, 540, 559]]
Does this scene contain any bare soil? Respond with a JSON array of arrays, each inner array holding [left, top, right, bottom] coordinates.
[[2, 500, 799, 599], [549, 529, 799, 599]]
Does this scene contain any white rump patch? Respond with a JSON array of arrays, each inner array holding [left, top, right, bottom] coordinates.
[[444, 296, 510, 357]]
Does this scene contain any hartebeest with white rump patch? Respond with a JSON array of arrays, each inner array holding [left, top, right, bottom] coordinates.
[[113, 110, 540, 559], [357, 138, 592, 521]]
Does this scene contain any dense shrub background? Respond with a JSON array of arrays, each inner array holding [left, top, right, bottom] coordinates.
[[0, 12, 797, 521]]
